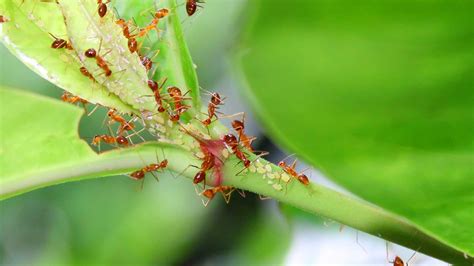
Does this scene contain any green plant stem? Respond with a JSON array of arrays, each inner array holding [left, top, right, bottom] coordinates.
[[1, 143, 471, 264]]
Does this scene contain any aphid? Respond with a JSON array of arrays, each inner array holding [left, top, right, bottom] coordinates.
[[97, 0, 110, 17], [223, 133, 250, 167], [79, 66, 95, 81], [147, 79, 166, 113], [231, 115, 255, 152], [135, 8, 169, 38], [91, 134, 129, 147], [61, 91, 88, 105], [49, 33, 73, 50], [84, 47, 112, 77], [167, 86, 190, 115], [202, 92, 223, 126], [186, 0, 205, 16], [278, 159, 310, 186], [201, 185, 234, 206], [0, 15, 9, 23]]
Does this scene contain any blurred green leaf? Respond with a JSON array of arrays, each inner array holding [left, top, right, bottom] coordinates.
[[239, 0, 474, 257]]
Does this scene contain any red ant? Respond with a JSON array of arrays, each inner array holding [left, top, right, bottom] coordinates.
[[79, 66, 95, 82], [129, 159, 168, 181], [107, 109, 135, 135], [49, 33, 73, 50], [84, 47, 112, 77], [231, 115, 255, 152], [186, 0, 205, 16], [223, 133, 250, 168], [147, 79, 166, 113], [167, 86, 190, 115], [61, 92, 88, 105], [91, 134, 129, 148], [202, 92, 223, 126], [97, 0, 110, 18], [135, 8, 169, 38], [278, 157, 310, 186], [0, 15, 9, 23], [116, 19, 138, 53], [192, 150, 215, 188]]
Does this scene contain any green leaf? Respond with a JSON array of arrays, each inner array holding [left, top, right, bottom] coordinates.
[[238, 0, 474, 258], [0, 0, 134, 113]]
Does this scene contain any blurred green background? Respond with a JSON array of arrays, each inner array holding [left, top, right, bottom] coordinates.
[[1, 0, 470, 264]]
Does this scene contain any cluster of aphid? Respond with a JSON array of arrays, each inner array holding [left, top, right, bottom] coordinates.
[[0, 0, 311, 207]]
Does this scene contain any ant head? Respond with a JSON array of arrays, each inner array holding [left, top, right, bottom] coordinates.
[[231, 120, 244, 131], [278, 161, 285, 167], [193, 171, 206, 184], [85, 48, 97, 58], [116, 18, 125, 25], [203, 118, 211, 126], [141, 56, 153, 70], [147, 80, 158, 91], [107, 109, 115, 117], [202, 189, 215, 199]]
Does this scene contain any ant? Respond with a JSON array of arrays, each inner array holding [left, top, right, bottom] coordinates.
[[49, 33, 73, 50], [135, 8, 169, 38], [116, 19, 138, 53], [167, 86, 190, 115], [0, 15, 9, 23], [97, 0, 110, 18], [84, 45, 112, 77], [107, 109, 135, 135], [129, 159, 168, 181], [278, 157, 310, 186], [231, 114, 255, 152], [202, 92, 223, 126], [91, 134, 129, 151], [186, 0, 205, 16], [147, 79, 166, 113], [223, 133, 251, 168], [79, 66, 95, 82], [61, 91, 88, 105], [192, 150, 216, 188]]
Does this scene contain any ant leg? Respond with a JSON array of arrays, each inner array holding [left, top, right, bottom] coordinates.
[[355, 231, 368, 254], [87, 104, 100, 117], [258, 194, 271, 200]]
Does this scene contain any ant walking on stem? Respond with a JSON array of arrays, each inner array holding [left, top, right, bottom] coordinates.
[[202, 92, 223, 127], [135, 8, 169, 39], [278, 155, 310, 186]]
